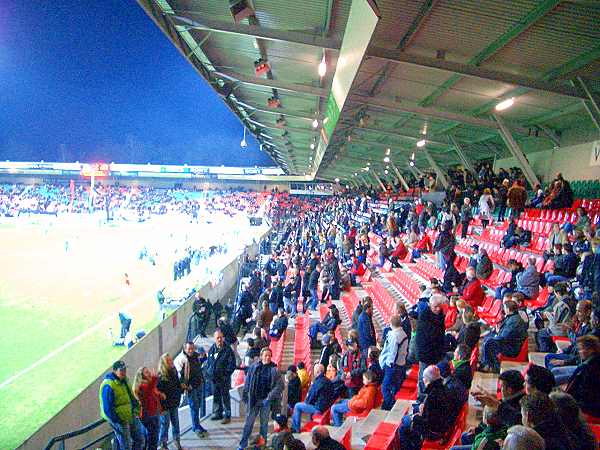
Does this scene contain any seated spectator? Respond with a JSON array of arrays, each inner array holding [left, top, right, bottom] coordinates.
[[544, 300, 595, 381], [291, 364, 334, 433], [317, 334, 338, 370], [520, 392, 576, 450], [448, 305, 481, 352], [311, 426, 345, 450], [547, 223, 568, 253], [308, 305, 340, 348], [515, 257, 540, 299], [411, 229, 433, 261], [331, 370, 378, 426], [480, 300, 528, 373], [502, 425, 545, 450], [390, 238, 408, 267], [460, 266, 485, 309], [495, 259, 523, 299], [475, 247, 493, 280], [297, 361, 310, 392], [451, 405, 507, 450], [463, 370, 525, 447], [340, 338, 366, 397], [286, 365, 301, 413], [524, 365, 555, 396], [545, 243, 578, 286], [549, 391, 597, 450], [443, 252, 465, 294], [451, 344, 473, 390], [397, 365, 453, 450], [535, 283, 572, 352], [565, 335, 600, 417], [269, 308, 289, 340]]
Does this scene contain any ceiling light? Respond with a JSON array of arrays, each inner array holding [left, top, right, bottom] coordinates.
[[318, 55, 327, 77], [310, 143, 315, 150], [323, 117, 329, 124], [367, 162, 371, 166], [386, 165, 389, 169], [495, 97, 515, 111], [385, 148, 391, 156], [384, 170, 389, 175], [364, 166, 370, 171], [416, 139, 426, 148], [421, 123, 428, 135], [240, 127, 248, 148], [312, 118, 319, 128], [334, 178, 340, 183], [409, 161, 415, 167], [354, 172, 358, 176], [411, 152, 415, 160], [383, 156, 390, 163]]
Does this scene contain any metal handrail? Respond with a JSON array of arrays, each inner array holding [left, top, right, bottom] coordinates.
[[43, 418, 109, 450]]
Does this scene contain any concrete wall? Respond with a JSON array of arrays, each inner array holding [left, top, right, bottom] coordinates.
[[19, 233, 267, 450], [493, 139, 600, 183]]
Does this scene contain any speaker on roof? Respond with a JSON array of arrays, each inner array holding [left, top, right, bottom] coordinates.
[[215, 82, 234, 99], [229, 0, 254, 23]]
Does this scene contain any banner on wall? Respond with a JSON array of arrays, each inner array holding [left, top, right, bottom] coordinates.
[[591, 140, 600, 167]]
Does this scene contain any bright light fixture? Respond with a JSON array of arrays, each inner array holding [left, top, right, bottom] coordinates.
[[364, 166, 370, 171], [383, 156, 390, 163], [240, 127, 248, 148], [367, 162, 371, 166], [312, 118, 319, 128], [411, 152, 415, 160], [334, 177, 340, 183], [318, 55, 327, 77], [409, 161, 415, 167], [354, 172, 358, 176], [385, 147, 391, 156], [384, 170, 389, 175], [495, 97, 515, 111], [310, 143, 315, 150], [416, 139, 426, 148]]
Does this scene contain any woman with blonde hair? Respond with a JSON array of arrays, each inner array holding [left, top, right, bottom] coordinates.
[[132, 366, 163, 450], [478, 188, 495, 229], [157, 353, 183, 450]]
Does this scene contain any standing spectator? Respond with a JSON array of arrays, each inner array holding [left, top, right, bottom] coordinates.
[[206, 330, 237, 424], [157, 353, 183, 450], [132, 367, 162, 450], [497, 179, 509, 222], [98, 361, 145, 450], [358, 301, 376, 351], [480, 301, 528, 373], [291, 364, 334, 433], [478, 188, 495, 228], [414, 294, 446, 395], [459, 197, 472, 239], [379, 315, 409, 410], [175, 342, 209, 437], [433, 220, 455, 271], [308, 264, 321, 311], [237, 347, 284, 450], [259, 300, 274, 330], [340, 338, 367, 397], [507, 181, 527, 219]]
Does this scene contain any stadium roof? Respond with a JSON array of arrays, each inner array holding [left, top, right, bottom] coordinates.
[[136, 0, 600, 186]]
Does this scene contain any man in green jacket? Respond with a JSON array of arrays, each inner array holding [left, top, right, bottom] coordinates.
[[99, 360, 145, 450]]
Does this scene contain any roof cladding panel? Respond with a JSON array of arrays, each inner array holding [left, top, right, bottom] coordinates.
[[369, 0, 430, 48], [486, 2, 600, 76]]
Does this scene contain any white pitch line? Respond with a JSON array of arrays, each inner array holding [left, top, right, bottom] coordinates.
[[0, 296, 148, 391]]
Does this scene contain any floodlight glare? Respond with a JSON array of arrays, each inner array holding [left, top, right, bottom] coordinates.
[[318, 55, 327, 77], [416, 139, 426, 148], [310, 143, 315, 150], [383, 156, 390, 163], [312, 118, 319, 128], [334, 178, 340, 183], [495, 97, 515, 111], [409, 161, 415, 167]]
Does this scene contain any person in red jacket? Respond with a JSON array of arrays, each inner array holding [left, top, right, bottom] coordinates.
[[133, 366, 164, 450], [460, 266, 485, 309], [390, 239, 408, 268], [331, 370, 378, 426], [411, 232, 432, 262]]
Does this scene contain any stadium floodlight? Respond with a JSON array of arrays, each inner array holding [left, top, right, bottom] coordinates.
[[240, 127, 248, 148], [312, 118, 319, 128], [495, 97, 515, 111], [384, 170, 389, 175], [364, 166, 370, 171], [409, 161, 415, 167], [416, 139, 426, 148], [310, 142, 315, 150], [383, 156, 390, 163], [318, 55, 327, 77], [335, 178, 340, 183], [385, 147, 391, 156]]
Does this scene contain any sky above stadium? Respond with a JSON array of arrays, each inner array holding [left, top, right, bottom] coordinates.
[[0, 0, 273, 167]]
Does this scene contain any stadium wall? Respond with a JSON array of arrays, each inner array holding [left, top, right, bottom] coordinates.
[[17, 230, 268, 450], [0, 174, 290, 192], [493, 139, 600, 183]]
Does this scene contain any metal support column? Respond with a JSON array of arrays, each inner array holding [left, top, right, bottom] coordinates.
[[572, 76, 600, 133], [390, 161, 410, 191], [371, 171, 387, 191], [493, 114, 541, 188], [448, 135, 477, 176], [423, 149, 450, 189]]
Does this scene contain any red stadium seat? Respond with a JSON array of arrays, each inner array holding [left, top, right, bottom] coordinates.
[[499, 338, 529, 363]]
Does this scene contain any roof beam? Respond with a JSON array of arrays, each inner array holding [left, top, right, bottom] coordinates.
[[215, 70, 328, 97], [235, 100, 320, 121], [367, 47, 585, 100], [350, 125, 449, 146], [571, 76, 600, 133], [448, 135, 476, 176], [349, 94, 530, 134], [171, 15, 341, 50], [418, 0, 561, 107]]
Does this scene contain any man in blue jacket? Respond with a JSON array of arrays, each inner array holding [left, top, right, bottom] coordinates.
[[309, 304, 340, 348], [480, 300, 528, 373], [515, 257, 540, 299], [358, 301, 376, 351], [237, 347, 283, 450], [98, 360, 145, 450], [291, 364, 334, 432]]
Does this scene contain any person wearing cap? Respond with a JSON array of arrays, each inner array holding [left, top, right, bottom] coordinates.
[[99, 361, 145, 450], [340, 338, 367, 397], [237, 347, 283, 450], [397, 365, 453, 450], [291, 364, 334, 433]]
